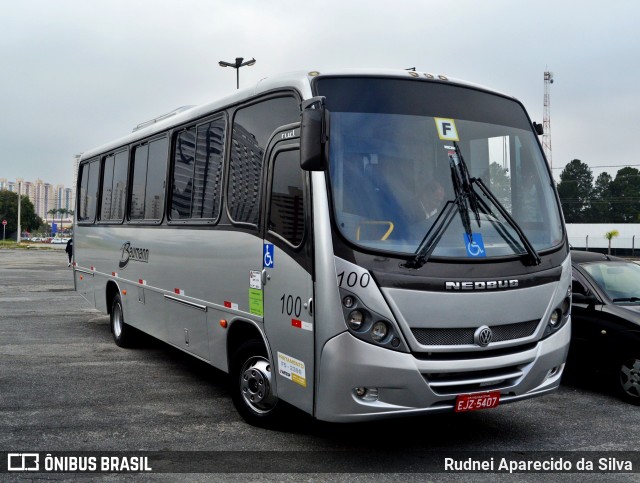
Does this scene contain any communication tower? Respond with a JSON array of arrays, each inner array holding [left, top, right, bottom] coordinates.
[[542, 71, 554, 168]]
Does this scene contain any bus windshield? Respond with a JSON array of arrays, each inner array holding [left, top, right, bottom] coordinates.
[[317, 77, 564, 259]]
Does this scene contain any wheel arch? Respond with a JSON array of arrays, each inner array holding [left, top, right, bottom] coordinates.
[[105, 280, 121, 315], [226, 319, 269, 369]]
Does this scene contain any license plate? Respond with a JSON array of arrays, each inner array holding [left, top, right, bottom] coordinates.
[[454, 391, 500, 412]]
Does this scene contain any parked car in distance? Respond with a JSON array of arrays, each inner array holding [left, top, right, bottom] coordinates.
[[569, 250, 640, 405]]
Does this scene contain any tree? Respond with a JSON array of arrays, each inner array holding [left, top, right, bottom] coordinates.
[[609, 167, 640, 223], [0, 191, 42, 238], [489, 162, 512, 211], [605, 229, 620, 255], [47, 208, 57, 235], [57, 208, 71, 234], [589, 172, 613, 222], [556, 159, 593, 223]]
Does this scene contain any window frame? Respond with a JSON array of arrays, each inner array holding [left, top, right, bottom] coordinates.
[[127, 134, 169, 225], [266, 145, 307, 250], [225, 92, 302, 230], [98, 148, 129, 224], [167, 113, 227, 226], [76, 157, 100, 225]]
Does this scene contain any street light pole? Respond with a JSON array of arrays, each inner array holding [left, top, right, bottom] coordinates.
[[17, 181, 21, 243], [218, 57, 256, 89]]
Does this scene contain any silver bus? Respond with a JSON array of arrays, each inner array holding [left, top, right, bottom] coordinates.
[[74, 69, 571, 425]]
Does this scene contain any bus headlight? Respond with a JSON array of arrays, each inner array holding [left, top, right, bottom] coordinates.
[[348, 310, 365, 330], [542, 294, 571, 339], [371, 321, 388, 342], [339, 288, 408, 352]]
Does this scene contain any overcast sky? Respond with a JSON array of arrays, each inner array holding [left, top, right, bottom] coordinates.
[[1, 0, 638, 188]]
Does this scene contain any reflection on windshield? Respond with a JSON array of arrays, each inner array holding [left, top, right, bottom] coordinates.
[[582, 262, 640, 303], [328, 111, 563, 258]]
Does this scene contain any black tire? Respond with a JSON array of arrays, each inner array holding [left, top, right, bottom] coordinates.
[[614, 354, 640, 405], [110, 293, 135, 348], [230, 340, 283, 427]]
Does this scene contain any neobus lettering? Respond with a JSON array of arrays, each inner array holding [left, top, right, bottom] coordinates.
[[445, 280, 519, 290]]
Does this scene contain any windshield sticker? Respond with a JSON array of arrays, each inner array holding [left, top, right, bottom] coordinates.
[[435, 118, 459, 141], [464, 233, 486, 258], [277, 352, 307, 387]]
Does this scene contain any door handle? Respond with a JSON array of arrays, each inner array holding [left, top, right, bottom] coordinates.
[[261, 269, 270, 286], [305, 298, 313, 316]]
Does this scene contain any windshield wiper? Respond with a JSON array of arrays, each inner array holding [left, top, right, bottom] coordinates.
[[449, 143, 480, 242], [612, 297, 640, 303], [404, 146, 478, 269], [404, 142, 541, 269]]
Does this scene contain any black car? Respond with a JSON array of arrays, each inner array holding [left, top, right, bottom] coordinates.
[[569, 250, 640, 405]]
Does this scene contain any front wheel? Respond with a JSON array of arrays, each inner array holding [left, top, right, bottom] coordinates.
[[230, 340, 283, 427], [110, 294, 135, 348], [614, 354, 640, 405]]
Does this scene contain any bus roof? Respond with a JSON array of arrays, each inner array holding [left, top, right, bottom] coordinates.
[[79, 68, 513, 162]]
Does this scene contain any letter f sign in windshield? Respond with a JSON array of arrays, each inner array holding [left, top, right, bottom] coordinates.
[[435, 117, 460, 141]]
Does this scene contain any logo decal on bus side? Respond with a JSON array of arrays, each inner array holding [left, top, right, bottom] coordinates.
[[119, 241, 150, 269]]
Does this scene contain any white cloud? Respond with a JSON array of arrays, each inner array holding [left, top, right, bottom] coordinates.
[[1, 0, 639, 186]]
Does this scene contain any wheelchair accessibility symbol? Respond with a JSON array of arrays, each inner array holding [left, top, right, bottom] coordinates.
[[464, 233, 486, 258], [263, 243, 274, 268]]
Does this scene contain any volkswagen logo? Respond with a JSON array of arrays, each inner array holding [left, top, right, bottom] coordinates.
[[474, 325, 493, 347]]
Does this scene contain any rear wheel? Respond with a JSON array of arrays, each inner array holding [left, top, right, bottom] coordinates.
[[614, 354, 640, 405], [230, 340, 282, 427], [110, 294, 135, 348]]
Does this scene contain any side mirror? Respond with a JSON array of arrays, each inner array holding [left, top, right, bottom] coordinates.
[[300, 96, 327, 171], [572, 278, 587, 296], [571, 279, 599, 304], [533, 122, 544, 135], [572, 293, 600, 305]]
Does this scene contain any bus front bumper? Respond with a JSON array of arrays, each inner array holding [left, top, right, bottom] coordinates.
[[314, 320, 570, 422]]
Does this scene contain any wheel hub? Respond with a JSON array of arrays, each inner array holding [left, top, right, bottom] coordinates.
[[620, 358, 640, 397], [240, 357, 276, 413]]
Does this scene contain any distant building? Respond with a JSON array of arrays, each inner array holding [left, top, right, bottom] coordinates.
[[0, 174, 75, 221]]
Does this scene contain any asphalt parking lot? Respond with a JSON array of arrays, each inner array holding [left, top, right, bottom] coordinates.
[[1, 248, 639, 480]]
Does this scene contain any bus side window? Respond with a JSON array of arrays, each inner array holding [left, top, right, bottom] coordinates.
[[130, 145, 148, 220], [110, 150, 128, 221], [78, 159, 99, 223], [170, 117, 225, 222], [227, 96, 300, 226], [171, 128, 196, 220], [269, 150, 305, 246], [100, 154, 115, 221], [130, 137, 168, 221], [99, 149, 128, 222], [192, 118, 225, 220]]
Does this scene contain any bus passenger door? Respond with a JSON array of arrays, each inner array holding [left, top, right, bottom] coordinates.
[[262, 141, 315, 416]]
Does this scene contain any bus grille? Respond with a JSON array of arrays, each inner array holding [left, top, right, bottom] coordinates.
[[425, 365, 524, 395], [411, 319, 539, 346]]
